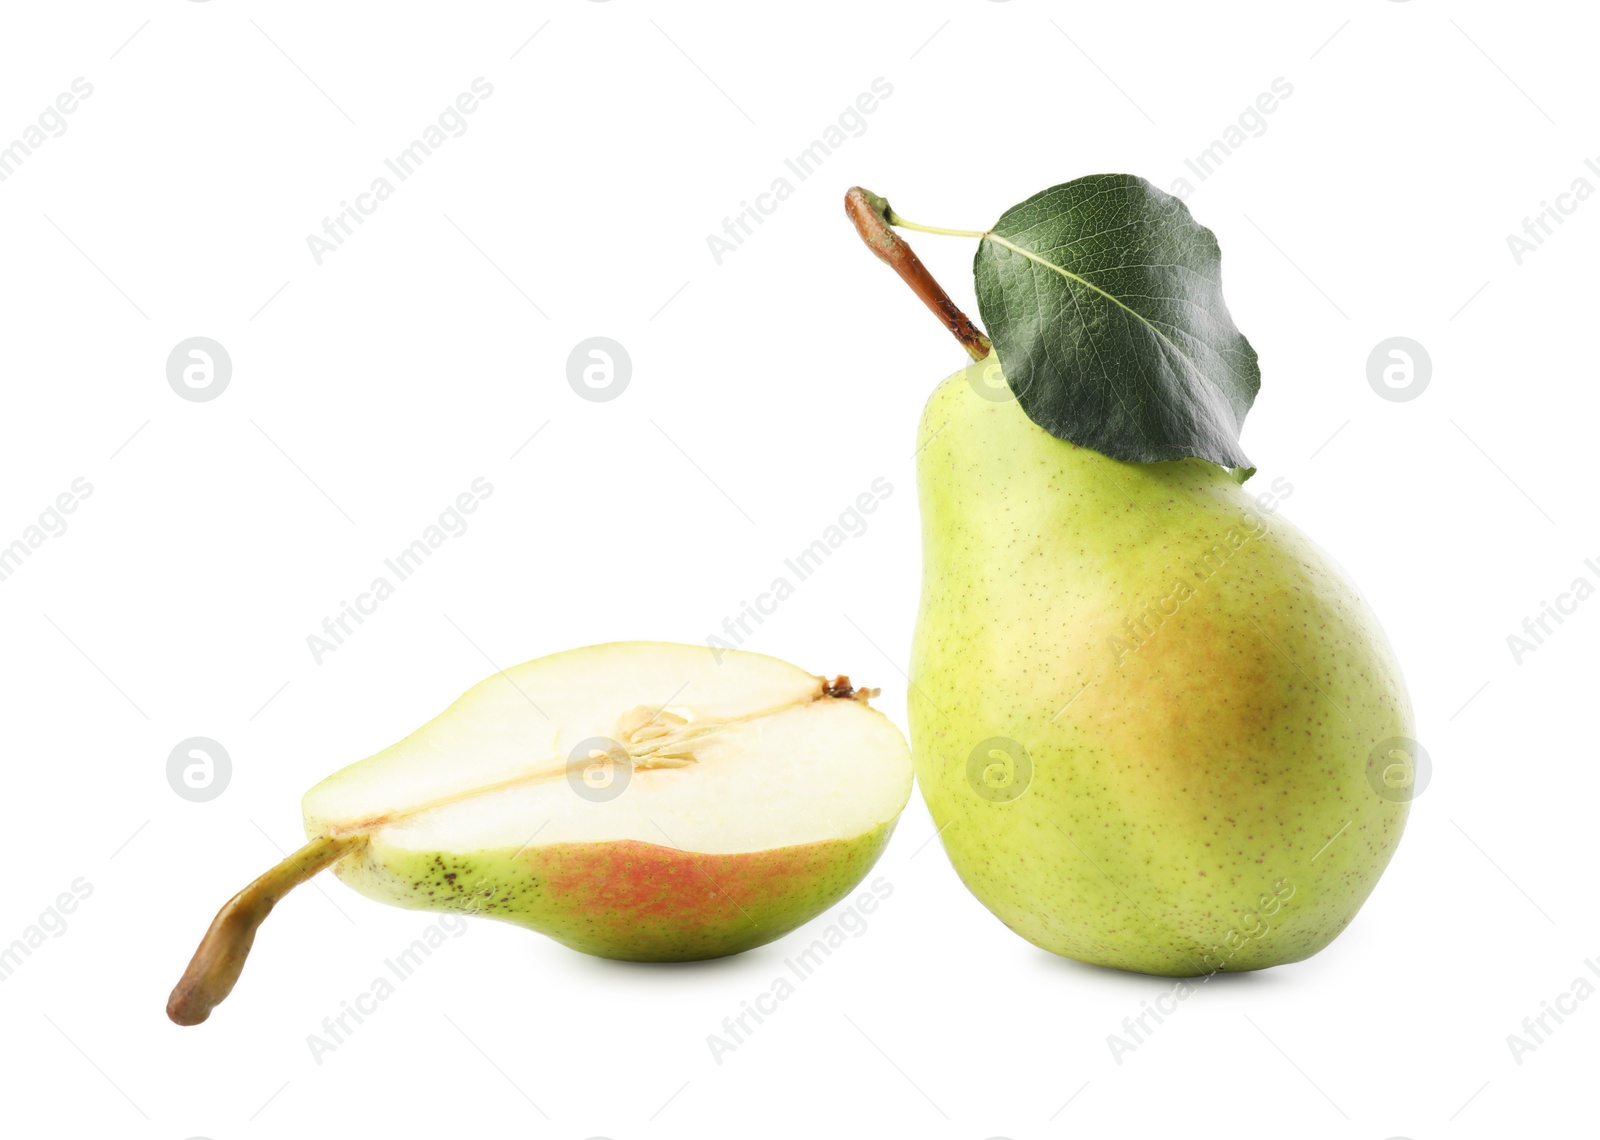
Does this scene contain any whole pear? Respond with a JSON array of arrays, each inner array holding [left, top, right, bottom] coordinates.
[[910, 357, 1412, 976]]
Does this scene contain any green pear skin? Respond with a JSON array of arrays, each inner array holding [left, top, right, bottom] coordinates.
[[323, 827, 895, 962], [909, 358, 1412, 976]]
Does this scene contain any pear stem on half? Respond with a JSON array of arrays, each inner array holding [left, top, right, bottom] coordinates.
[[167, 833, 366, 1026], [844, 187, 991, 362]]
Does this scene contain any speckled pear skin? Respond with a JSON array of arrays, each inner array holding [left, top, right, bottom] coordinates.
[[325, 823, 896, 961], [910, 359, 1412, 976]]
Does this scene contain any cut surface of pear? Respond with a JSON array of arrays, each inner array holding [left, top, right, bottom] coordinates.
[[910, 358, 1412, 977], [169, 641, 911, 1024]]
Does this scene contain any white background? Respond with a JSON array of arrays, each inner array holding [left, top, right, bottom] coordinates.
[[0, 2, 1591, 1137]]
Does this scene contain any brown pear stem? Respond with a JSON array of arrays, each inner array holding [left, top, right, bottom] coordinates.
[[844, 186, 991, 361], [167, 834, 366, 1026]]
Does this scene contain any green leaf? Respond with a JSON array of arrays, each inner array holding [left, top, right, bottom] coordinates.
[[973, 174, 1259, 468]]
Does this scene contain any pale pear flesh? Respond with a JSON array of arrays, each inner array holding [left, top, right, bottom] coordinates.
[[910, 358, 1412, 976]]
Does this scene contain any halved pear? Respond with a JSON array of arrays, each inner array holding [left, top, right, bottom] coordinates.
[[168, 641, 912, 1025]]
